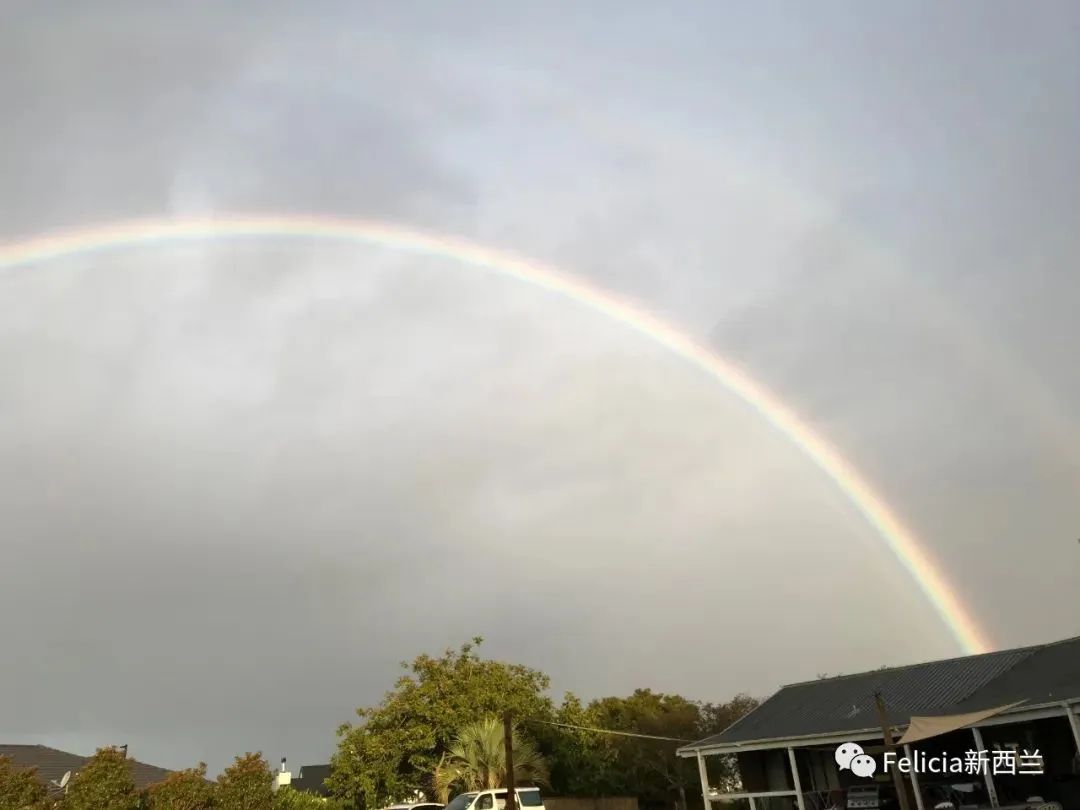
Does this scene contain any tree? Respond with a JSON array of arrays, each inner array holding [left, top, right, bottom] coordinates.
[[585, 690, 702, 810], [144, 763, 215, 810], [0, 756, 47, 810], [434, 717, 550, 800], [542, 691, 761, 810], [273, 786, 349, 809], [537, 693, 620, 797], [696, 695, 761, 794], [60, 747, 140, 810], [329, 638, 554, 808], [697, 694, 759, 737], [215, 753, 274, 810]]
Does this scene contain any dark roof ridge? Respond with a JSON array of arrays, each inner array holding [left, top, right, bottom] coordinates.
[[1, 744, 66, 752], [777, 637, 1064, 690], [681, 634, 1080, 752]]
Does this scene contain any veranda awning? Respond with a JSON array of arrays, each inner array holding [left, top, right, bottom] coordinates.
[[897, 701, 1026, 746]]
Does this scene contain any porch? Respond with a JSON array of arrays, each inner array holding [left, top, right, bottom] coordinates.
[[689, 702, 1080, 810]]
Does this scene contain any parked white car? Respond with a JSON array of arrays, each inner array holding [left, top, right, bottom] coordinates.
[[444, 788, 546, 810]]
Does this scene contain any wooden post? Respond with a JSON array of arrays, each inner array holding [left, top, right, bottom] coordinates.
[[787, 747, 807, 810], [971, 727, 999, 808], [696, 752, 711, 810], [504, 712, 517, 810], [903, 745, 925, 810], [1065, 702, 1080, 760], [873, 693, 912, 810]]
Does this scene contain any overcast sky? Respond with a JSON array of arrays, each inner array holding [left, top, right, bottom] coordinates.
[[2, 0, 1078, 777]]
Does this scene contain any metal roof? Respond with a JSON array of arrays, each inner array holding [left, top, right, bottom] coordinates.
[[679, 634, 1080, 754], [290, 763, 332, 796]]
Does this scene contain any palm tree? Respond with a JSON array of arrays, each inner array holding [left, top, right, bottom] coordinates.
[[434, 717, 550, 801], [433, 752, 460, 804]]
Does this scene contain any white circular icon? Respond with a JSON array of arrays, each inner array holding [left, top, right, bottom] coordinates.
[[850, 754, 878, 778], [835, 742, 865, 770]]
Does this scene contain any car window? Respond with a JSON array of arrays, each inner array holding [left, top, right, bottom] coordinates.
[[494, 791, 541, 810], [478, 795, 494, 810], [445, 794, 478, 810]]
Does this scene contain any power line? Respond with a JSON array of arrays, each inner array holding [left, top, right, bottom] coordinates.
[[529, 719, 694, 743]]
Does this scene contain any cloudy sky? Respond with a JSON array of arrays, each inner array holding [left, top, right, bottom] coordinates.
[[2, 0, 1078, 776]]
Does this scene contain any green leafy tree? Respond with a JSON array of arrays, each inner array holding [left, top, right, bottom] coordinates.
[[273, 786, 349, 809], [60, 747, 139, 810], [215, 753, 274, 810], [329, 638, 554, 809], [0, 756, 47, 810], [434, 717, 549, 800], [695, 694, 761, 796], [697, 695, 759, 738], [144, 763, 215, 810], [586, 690, 702, 810], [538, 693, 619, 796], [542, 691, 760, 810]]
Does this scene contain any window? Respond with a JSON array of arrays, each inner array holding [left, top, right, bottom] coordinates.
[[445, 794, 478, 810], [495, 790, 543, 809], [478, 795, 494, 810]]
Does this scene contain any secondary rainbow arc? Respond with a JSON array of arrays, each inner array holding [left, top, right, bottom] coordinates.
[[0, 213, 992, 655]]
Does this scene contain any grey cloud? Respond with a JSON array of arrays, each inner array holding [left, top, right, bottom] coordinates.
[[2, 243, 962, 771], [1, 4, 473, 236], [3, 0, 1079, 778]]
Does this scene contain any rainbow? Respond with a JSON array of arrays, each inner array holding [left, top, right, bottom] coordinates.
[[0, 213, 992, 654]]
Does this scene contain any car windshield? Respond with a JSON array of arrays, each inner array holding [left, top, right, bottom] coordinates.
[[446, 794, 478, 810], [518, 790, 542, 807]]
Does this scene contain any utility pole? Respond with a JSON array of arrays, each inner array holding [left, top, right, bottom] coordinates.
[[874, 693, 911, 810], [504, 712, 517, 810]]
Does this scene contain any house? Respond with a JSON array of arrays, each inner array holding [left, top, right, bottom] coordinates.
[[0, 744, 175, 794], [275, 758, 332, 796], [290, 763, 332, 795], [678, 635, 1080, 810]]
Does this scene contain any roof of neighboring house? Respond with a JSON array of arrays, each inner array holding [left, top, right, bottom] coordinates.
[[0, 744, 175, 791], [680, 634, 1080, 754], [290, 763, 331, 796]]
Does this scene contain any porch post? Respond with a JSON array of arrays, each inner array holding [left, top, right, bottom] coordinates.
[[1065, 702, 1080, 758], [971, 727, 999, 808], [697, 752, 712, 810], [787, 747, 806, 810], [903, 745, 925, 810]]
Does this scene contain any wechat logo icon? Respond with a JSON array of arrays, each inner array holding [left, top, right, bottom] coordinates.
[[836, 742, 877, 778]]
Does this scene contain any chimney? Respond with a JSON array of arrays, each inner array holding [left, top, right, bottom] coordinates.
[[274, 757, 292, 791]]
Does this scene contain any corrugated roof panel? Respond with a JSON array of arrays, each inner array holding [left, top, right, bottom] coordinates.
[[684, 637, 1079, 751]]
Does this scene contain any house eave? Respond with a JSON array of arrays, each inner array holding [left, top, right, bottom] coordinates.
[[678, 696, 1080, 758], [677, 727, 884, 758]]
